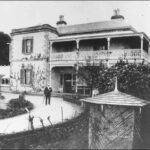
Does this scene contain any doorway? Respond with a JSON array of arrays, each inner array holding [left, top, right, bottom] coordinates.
[[63, 73, 72, 93]]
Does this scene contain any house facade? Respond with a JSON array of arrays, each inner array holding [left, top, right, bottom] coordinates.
[[10, 13, 150, 94]]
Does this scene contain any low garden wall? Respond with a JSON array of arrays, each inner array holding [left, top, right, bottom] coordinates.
[[0, 85, 10, 92], [0, 108, 89, 149]]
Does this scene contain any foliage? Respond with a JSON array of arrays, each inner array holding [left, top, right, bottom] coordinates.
[[0, 95, 5, 100], [8, 98, 33, 111], [78, 61, 107, 94], [0, 93, 33, 119], [78, 59, 150, 100], [0, 32, 11, 65]]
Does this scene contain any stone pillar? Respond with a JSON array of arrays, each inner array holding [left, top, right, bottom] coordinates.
[[140, 35, 143, 59]]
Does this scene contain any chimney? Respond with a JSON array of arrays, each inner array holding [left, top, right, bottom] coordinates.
[[56, 15, 67, 27], [111, 8, 125, 21]]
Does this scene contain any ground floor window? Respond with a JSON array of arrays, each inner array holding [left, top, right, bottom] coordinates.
[[1, 79, 9, 84], [20, 69, 32, 85]]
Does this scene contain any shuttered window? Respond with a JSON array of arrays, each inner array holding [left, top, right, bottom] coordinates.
[[20, 69, 32, 85], [22, 38, 33, 54]]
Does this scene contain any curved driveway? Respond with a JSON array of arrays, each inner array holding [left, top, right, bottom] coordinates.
[[0, 93, 83, 135]]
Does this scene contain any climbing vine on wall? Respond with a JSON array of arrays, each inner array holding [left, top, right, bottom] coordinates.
[[31, 66, 46, 92]]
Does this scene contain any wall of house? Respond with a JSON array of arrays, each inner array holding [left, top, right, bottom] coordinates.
[[11, 31, 57, 61], [10, 60, 46, 93], [89, 104, 135, 149], [10, 30, 57, 93], [51, 69, 61, 92], [12, 32, 42, 60]]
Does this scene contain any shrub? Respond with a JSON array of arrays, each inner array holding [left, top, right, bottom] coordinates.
[[0, 95, 5, 100], [0, 93, 33, 119], [8, 98, 33, 111]]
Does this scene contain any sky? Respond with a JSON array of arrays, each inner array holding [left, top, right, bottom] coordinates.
[[1, 1, 150, 37]]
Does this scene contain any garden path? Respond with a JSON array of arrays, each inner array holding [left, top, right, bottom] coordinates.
[[0, 93, 83, 134]]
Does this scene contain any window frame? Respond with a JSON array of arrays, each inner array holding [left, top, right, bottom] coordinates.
[[20, 69, 32, 85], [1, 78, 9, 85], [22, 37, 33, 55]]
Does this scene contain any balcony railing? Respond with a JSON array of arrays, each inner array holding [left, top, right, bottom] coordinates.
[[50, 52, 77, 61], [143, 50, 150, 61], [78, 49, 141, 60], [50, 49, 143, 62]]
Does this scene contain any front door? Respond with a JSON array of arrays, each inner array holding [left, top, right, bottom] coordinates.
[[63, 73, 72, 93]]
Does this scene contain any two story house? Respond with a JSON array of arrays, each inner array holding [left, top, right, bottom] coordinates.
[[10, 12, 150, 94]]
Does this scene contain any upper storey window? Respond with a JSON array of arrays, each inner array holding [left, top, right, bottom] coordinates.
[[22, 37, 33, 54]]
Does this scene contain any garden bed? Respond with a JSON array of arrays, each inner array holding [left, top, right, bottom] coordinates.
[[0, 97, 33, 119]]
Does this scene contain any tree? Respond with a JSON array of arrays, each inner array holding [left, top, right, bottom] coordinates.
[[0, 32, 11, 65], [78, 61, 105, 93], [78, 59, 150, 100]]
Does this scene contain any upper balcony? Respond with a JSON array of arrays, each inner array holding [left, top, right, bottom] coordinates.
[[50, 34, 150, 65]]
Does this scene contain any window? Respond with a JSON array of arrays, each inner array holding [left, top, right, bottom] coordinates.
[[22, 38, 33, 54], [5, 79, 9, 84], [20, 69, 32, 85], [1, 79, 9, 85], [2, 79, 4, 84]]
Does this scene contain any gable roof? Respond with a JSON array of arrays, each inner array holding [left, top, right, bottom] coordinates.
[[81, 90, 150, 107], [57, 20, 136, 36]]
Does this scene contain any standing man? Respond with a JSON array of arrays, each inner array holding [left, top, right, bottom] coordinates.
[[48, 86, 52, 105], [44, 86, 49, 105]]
